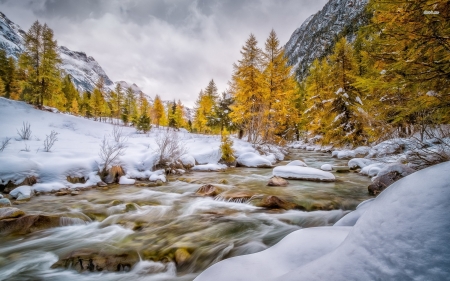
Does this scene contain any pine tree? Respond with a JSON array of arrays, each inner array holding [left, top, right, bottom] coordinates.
[[136, 113, 151, 133], [110, 83, 124, 122], [168, 100, 177, 128], [0, 78, 5, 97], [152, 94, 164, 128], [229, 34, 265, 143], [193, 90, 207, 133]]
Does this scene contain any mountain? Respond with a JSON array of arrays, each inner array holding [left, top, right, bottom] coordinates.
[[284, 0, 370, 81], [115, 80, 153, 102], [0, 11, 114, 93]]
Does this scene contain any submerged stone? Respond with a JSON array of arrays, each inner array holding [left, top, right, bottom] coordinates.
[[196, 184, 224, 197]]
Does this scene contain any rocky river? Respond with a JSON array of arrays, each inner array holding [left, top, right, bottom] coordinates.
[[0, 149, 373, 280]]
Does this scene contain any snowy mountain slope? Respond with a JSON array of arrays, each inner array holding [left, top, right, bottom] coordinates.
[[285, 0, 369, 80], [0, 11, 113, 93], [0, 12, 25, 59], [59, 46, 114, 92], [115, 81, 153, 102]]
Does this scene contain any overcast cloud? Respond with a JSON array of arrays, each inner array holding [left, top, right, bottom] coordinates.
[[0, 0, 327, 106]]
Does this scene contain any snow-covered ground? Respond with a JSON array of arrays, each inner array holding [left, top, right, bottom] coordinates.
[[0, 98, 283, 193], [195, 161, 450, 280]]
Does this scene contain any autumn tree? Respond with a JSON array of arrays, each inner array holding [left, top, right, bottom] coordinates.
[[152, 94, 165, 128], [229, 34, 265, 143], [19, 21, 61, 107]]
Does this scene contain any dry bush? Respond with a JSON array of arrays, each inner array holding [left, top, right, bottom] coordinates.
[[17, 122, 32, 140], [155, 129, 187, 168], [0, 137, 11, 152], [98, 136, 127, 178], [43, 130, 59, 152], [111, 124, 128, 143]]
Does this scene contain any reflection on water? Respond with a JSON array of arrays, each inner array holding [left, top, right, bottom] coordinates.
[[0, 150, 372, 280]]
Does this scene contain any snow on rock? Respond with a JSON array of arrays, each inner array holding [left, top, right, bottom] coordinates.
[[236, 152, 272, 168], [9, 185, 32, 200], [348, 158, 376, 169], [320, 164, 333, 171], [180, 154, 196, 168], [360, 163, 385, 177], [196, 161, 450, 281], [372, 163, 416, 181], [273, 166, 335, 182], [149, 170, 166, 182], [354, 146, 371, 157], [119, 176, 135, 185], [194, 227, 351, 281], [191, 163, 227, 172], [287, 160, 307, 167], [332, 150, 356, 159]]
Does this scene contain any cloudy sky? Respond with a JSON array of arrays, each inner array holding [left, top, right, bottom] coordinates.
[[1, 0, 327, 106]]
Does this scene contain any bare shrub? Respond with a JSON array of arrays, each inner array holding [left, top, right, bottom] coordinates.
[[43, 130, 59, 152], [155, 129, 187, 168], [21, 143, 30, 152], [17, 122, 32, 140], [111, 124, 128, 143], [406, 126, 450, 169], [98, 136, 127, 177], [0, 137, 11, 152]]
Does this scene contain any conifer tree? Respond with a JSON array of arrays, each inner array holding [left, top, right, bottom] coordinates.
[[262, 30, 299, 143], [61, 75, 79, 112], [152, 94, 165, 128], [0, 78, 5, 97], [70, 98, 79, 115], [229, 34, 265, 143], [19, 21, 61, 107]]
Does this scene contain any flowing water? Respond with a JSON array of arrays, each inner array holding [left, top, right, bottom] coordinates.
[[0, 150, 372, 280]]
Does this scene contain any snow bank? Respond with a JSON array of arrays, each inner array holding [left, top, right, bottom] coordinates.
[[236, 152, 272, 168], [360, 163, 385, 177], [197, 161, 450, 281], [0, 98, 284, 191], [273, 166, 335, 182]]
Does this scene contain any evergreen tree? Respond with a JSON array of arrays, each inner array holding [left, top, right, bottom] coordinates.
[[0, 78, 5, 97], [168, 100, 177, 128], [110, 83, 124, 122], [61, 75, 79, 112], [136, 113, 151, 133], [70, 98, 79, 115]]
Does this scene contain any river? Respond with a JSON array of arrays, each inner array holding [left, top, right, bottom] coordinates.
[[0, 149, 372, 280]]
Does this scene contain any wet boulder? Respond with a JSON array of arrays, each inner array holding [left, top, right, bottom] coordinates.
[[196, 184, 224, 197], [256, 196, 295, 210], [0, 214, 61, 235], [0, 198, 12, 207], [9, 185, 32, 201], [52, 249, 139, 272], [174, 248, 191, 266], [267, 176, 289, 187], [0, 207, 25, 220]]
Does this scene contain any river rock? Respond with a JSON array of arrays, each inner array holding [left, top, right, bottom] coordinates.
[[0, 214, 61, 235], [256, 196, 295, 210], [66, 176, 86, 184], [0, 207, 25, 220], [196, 184, 224, 197], [333, 166, 350, 173], [174, 248, 191, 265], [273, 166, 335, 182], [97, 181, 107, 187], [368, 164, 415, 195], [180, 154, 196, 169], [267, 176, 289, 187], [52, 249, 139, 272], [0, 198, 11, 207]]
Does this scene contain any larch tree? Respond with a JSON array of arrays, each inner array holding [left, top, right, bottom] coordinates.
[[262, 29, 299, 144], [19, 21, 61, 107], [229, 34, 265, 143], [152, 94, 165, 128]]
